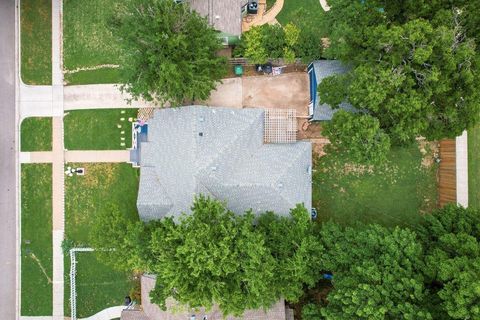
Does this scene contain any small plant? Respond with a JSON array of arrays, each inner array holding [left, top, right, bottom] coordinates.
[[61, 238, 76, 255]]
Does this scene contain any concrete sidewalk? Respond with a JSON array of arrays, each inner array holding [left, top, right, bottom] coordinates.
[[19, 151, 54, 163], [456, 130, 468, 207], [65, 150, 130, 163], [78, 306, 125, 320], [64, 84, 151, 110]]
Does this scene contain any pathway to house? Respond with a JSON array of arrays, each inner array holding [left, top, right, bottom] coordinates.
[[78, 306, 125, 320], [242, 0, 284, 31], [320, 0, 331, 11]]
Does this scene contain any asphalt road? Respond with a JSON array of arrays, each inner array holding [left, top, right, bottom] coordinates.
[[0, 0, 17, 318]]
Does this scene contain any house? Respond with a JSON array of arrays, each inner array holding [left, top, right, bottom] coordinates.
[[136, 106, 312, 221], [186, 0, 246, 44], [307, 60, 357, 120], [120, 275, 294, 320]]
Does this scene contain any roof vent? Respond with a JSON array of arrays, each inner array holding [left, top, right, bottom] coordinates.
[[211, 166, 217, 171], [278, 182, 283, 188], [199, 116, 204, 122], [199, 132, 204, 137]]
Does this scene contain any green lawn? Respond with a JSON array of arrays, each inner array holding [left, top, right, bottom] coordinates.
[[64, 109, 137, 150], [468, 126, 480, 209], [21, 164, 52, 316], [65, 68, 123, 85], [21, 117, 52, 152], [313, 143, 438, 227], [63, 0, 124, 84], [64, 163, 140, 317], [276, 0, 327, 30], [21, 0, 52, 85]]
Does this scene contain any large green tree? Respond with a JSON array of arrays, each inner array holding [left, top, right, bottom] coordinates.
[[148, 196, 276, 316], [256, 205, 324, 302], [320, 0, 480, 144], [90, 196, 322, 316], [112, 0, 227, 106], [323, 110, 391, 164], [418, 205, 480, 319], [318, 223, 431, 319]]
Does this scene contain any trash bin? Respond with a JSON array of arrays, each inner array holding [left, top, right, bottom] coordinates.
[[234, 65, 243, 76]]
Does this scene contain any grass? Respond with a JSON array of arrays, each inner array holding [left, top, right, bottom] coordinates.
[[64, 68, 123, 85], [265, 0, 276, 11], [64, 163, 140, 317], [63, 0, 124, 85], [276, 0, 327, 31], [468, 126, 480, 209], [64, 254, 136, 318], [21, 117, 52, 152], [313, 143, 438, 227], [21, 164, 52, 316], [20, 0, 52, 85], [64, 109, 138, 150]]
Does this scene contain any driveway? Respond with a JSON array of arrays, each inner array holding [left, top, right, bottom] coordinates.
[[204, 72, 310, 116], [242, 73, 309, 116]]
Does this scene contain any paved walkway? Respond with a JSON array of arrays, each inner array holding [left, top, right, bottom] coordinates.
[[78, 306, 125, 320], [320, 0, 331, 11], [20, 317, 53, 320], [19, 151, 54, 163], [242, 0, 284, 32], [51, 2, 65, 320], [456, 130, 468, 207], [64, 84, 151, 110]]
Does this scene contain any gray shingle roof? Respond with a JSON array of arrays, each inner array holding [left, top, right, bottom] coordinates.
[[137, 106, 312, 221], [311, 60, 357, 121]]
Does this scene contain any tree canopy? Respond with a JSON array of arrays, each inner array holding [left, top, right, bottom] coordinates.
[[418, 205, 480, 319], [320, 0, 480, 144], [323, 110, 391, 164], [90, 198, 480, 319], [91, 196, 320, 316], [319, 222, 431, 319], [112, 0, 227, 106]]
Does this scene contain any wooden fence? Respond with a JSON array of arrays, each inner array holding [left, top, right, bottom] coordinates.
[[438, 139, 456, 207]]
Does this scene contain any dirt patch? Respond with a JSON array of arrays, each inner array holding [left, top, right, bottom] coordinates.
[[242, 72, 309, 114], [417, 139, 439, 168]]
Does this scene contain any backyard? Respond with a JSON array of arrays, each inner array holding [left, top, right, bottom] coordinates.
[[21, 164, 53, 316], [64, 109, 137, 150], [313, 143, 438, 227], [276, 0, 327, 30], [63, 0, 123, 84], [64, 163, 140, 317], [21, 117, 52, 152], [468, 126, 480, 209], [20, 0, 52, 85]]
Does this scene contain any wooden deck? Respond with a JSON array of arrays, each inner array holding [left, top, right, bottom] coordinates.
[[439, 139, 456, 207]]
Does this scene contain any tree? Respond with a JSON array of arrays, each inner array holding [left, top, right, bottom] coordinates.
[[111, 0, 227, 106], [418, 205, 480, 319], [318, 223, 431, 319], [148, 196, 277, 316], [323, 110, 391, 164], [243, 26, 269, 64], [89, 204, 154, 272], [256, 205, 324, 302], [320, 0, 480, 144], [239, 22, 322, 63]]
